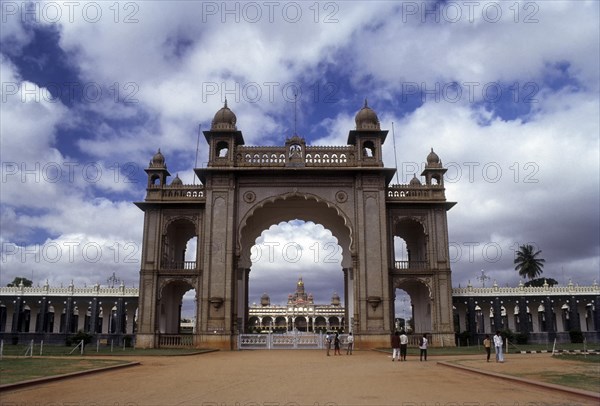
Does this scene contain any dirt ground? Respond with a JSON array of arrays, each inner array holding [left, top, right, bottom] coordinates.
[[0, 350, 597, 406]]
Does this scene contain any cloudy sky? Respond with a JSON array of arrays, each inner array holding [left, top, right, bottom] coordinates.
[[1, 1, 598, 316]]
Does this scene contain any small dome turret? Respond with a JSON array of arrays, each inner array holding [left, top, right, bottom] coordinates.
[[150, 149, 166, 168], [260, 293, 270, 306], [331, 292, 341, 306], [426, 148, 441, 167], [409, 174, 422, 186], [354, 99, 380, 131], [211, 99, 237, 131], [170, 174, 183, 186]]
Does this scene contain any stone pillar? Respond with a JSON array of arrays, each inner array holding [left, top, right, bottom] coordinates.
[[11, 297, 23, 332], [594, 296, 600, 332], [64, 297, 74, 333], [492, 298, 503, 332], [466, 298, 477, 340], [89, 297, 100, 333], [517, 297, 529, 334], [114, 298, 126, 335], [569, 296, 581, 331], [544, 297, 556, 342], [36, 297, 49, 333]]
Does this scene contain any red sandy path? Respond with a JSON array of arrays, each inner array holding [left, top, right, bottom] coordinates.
[[1, 350, 596, 406]]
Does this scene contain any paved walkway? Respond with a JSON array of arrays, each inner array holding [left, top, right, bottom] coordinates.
[[1, 350, 596, 406]]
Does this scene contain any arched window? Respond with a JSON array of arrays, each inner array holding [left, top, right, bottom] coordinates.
[[216, 141, 229, 158]]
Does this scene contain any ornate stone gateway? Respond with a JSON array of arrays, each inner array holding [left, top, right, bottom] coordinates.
[[135, 101, 456, 349]]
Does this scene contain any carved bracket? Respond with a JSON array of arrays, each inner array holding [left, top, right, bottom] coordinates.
[[367, 296, 382, 310], [209, 296, 224, 309]]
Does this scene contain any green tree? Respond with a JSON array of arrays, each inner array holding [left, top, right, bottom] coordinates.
[[6, 277, 33, 287], [524, 277, 558, 287], [514, 244, 546, 280]]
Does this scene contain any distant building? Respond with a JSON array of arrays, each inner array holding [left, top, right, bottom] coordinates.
[[0, 280, 137, 345], [1, 278, 598, 346], [453, 279, 600, 344], [247, 278, 344, 333]]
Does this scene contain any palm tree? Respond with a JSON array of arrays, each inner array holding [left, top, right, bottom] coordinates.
[[514, 244, 546, 280]]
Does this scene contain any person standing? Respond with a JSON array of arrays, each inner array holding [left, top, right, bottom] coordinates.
[[346, 332, 354, 355], [419, 333, 428, 361], [399, 330, 408, 361], [333, 332, 341, 355], [325, 332, 332, 356], [483, 334, 491, 362], [391, 331, 401, 361], [493, 330, 504, 363]]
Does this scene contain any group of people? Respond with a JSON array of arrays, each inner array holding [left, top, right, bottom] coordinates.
[[325, 332, 354, 356], [391, 331, 429, 361], [483, 331, 505, 363], [327, 330, 505, 363]]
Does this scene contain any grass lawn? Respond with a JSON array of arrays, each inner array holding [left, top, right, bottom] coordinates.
[[0, 358, 130, 385], [0, 344, 215, 357], [514, 354, 600, 393]]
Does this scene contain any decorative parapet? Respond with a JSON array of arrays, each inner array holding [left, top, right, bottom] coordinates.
[[386, 184, 446, 201], [233, 145, 363, 168], [452, 281, 600, 297], [0, 284, 139, 298], [146, 184, 206, 202]]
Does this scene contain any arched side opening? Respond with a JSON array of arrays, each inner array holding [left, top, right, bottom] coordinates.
[[393, 218, 428, 271], [394, 279, 432, 335], [394, 288, 412, 333], [158, 280, 196, 335], [163, 219, 198, 270]]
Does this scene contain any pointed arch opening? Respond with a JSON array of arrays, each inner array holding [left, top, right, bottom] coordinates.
[[163, 218, 198, 270], [394, 279, 432, 334], [239, 194, 353, 334], [158, 280, 197, 335], [393, 218, 428, 271]]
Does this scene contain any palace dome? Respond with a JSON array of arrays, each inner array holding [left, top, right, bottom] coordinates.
[[409, 174, 422, 186], [426, 148, 441, 166], [171, 174, 183, 186], [354, 99, 381, 131], [211, 100, 237, 131], [150, 149, 166, 168]]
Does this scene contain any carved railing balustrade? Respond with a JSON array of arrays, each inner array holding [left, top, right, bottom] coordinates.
[[236, 146, 287, 167], [387, 184, 446, 201], [232, 145, 362, 168], [160, 260, 198, 272], [304, 146, 356, 167], [393, 260, 428, 271], [146, 185, 206, 202]]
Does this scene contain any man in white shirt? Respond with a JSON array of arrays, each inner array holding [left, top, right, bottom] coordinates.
[[399, 330, 408, 361], [493, 330, 504, 362]]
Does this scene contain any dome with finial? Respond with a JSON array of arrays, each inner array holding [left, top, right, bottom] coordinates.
[[211, 99, 237, 131], [354, 99, 381, 131], [331, 292, 341, 306], [171, 173, 183, 186], [260, 293, 270, 306], [409, 174, 422, 186], [426, 148, 441, 167], [150, 149, 166, 168]]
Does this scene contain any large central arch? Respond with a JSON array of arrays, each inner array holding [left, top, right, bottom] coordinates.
[[135, 101, 456, 349], [238, 192, 353, 268], [236, 193, 354, 334]]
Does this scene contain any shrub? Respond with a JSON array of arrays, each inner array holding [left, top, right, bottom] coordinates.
[[514, 332, 529, 345], [569, 330, 584, 343]]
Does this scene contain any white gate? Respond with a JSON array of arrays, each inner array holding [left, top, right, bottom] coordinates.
[[238, 332, 348, 350]]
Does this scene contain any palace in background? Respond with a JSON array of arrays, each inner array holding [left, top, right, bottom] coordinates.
[[247, 278, 345, 333]]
